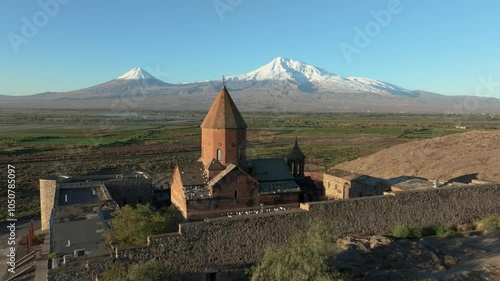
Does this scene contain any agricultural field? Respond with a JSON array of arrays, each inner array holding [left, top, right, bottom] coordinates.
[[1, 108, 500, 219]]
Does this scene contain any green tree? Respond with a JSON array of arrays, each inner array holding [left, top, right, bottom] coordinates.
[[251, 221, 345, 281], [107, 204, 178, 246]]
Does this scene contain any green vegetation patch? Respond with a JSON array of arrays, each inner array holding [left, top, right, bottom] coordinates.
[[251, 221, 346, 281], [106, 204, 178, 246], [392, 225, 423, 239], [101, 260, 177, 281], [478, 215, 500, 231]]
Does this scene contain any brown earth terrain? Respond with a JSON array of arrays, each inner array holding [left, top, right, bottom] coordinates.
[[336, 231, 500, 281], [334, 130, 500, 182]]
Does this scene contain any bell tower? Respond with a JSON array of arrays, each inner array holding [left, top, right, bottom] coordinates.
[[287, 139, 306, 178], [200, 84, 247, 167]]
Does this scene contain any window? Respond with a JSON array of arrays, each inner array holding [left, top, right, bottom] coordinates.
[[217, 149, 222, 161], [233, 190, 238, 199], [238, 148, 242, 160]]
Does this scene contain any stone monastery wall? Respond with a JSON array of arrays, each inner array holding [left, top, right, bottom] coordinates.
[[49, 184, 500, 280], [118, 184, 500, 272]]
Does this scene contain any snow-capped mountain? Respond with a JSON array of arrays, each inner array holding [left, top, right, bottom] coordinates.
[[227, 57, 417, 97], [117, 67, 158, 80], [32, 67, 171, 99], [16, 58, 500, 113], [228, 57, 332, 83]]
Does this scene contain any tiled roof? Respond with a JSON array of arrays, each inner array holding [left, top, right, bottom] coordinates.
[[177, 162, 209, 186], [249, 158, 295, 182], [183, 185, 211, 200], [200, 85, 247, 129], [207, 164, 239, 187], [259, 180, 300, 194], [205, 158, 226, 171], [249, 158, 299, 193]]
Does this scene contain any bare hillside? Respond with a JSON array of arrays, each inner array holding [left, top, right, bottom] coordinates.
[[334, 131, 500, 182]]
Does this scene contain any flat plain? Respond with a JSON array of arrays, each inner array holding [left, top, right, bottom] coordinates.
[[1, 109, 499, 219]]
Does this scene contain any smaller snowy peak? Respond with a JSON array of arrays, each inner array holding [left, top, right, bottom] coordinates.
[[117, 67, 157, 80]]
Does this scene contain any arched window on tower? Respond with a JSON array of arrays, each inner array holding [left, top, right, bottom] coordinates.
[[217, 149, 222, 161]]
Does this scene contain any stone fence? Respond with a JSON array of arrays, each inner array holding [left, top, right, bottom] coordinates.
[[49, 184, 500, 280], [118, 184, 500, 273]]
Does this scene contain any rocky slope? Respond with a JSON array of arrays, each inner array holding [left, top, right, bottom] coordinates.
[[336, 231, 500, 281], [334, 130, 500, 182]]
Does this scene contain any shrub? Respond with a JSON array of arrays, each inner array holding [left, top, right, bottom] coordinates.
[[436, 226, 459, 238], [251, 221, 345, 281], [106, 204, 178, 246], [478, 215, 500, 231], [457, 222, 475, 232], [392, 225, 422, 239], [392, 226, 410, 238]]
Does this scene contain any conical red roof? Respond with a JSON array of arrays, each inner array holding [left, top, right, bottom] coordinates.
[[200, 85, 247, 129]]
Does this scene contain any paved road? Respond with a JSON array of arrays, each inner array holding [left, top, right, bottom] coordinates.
[[0, 218, 41, 279]]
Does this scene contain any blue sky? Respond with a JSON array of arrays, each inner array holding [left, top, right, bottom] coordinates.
[[1, 0, 500, 97]]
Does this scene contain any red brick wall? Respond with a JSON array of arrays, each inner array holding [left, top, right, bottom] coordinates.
[[260, 193, 300, 206], [211, 172, 258, 200], [185, 193, 300, 221], [170, 167, 188, 218], [201, 128, 246, 167]]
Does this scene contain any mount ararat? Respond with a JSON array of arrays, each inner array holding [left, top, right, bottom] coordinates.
[[2, 57, 499, 113]]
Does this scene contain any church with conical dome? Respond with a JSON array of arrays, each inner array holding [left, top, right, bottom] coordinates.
[[170, 84, 315, 220]]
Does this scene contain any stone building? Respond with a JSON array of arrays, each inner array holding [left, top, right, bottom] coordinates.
[[39, 173, 158, 232], [323, 169, 389, 199], [36, 172, 166, 281], [171, 85, 311, 220]]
